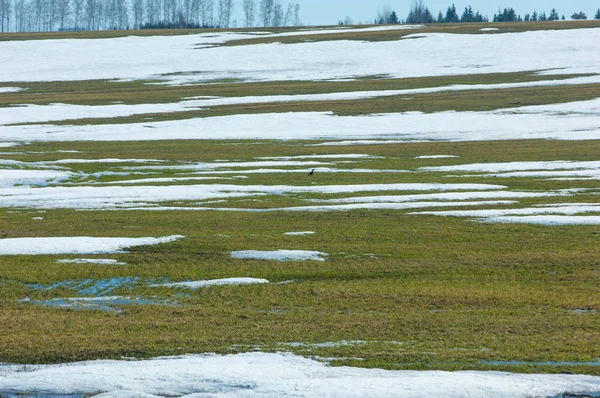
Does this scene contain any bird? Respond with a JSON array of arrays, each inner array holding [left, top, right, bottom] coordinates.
[[308, 169, 315, 176]]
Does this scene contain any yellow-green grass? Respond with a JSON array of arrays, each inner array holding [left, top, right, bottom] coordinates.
[[1, 211, 599, 371], [0, 71, 591, 108], [7, 80, 600, 127], [1, 137, 599, 370]]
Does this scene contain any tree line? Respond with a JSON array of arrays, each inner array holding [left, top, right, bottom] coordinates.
[[358, 0, 600, 25], [0, 0, 301, 32]]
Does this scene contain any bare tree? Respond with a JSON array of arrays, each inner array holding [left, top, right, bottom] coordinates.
[[259, 0, 272, 26], [85, 0, 99, 29], [242, 0, 254, 27], [72, 0, 84, 28], [132, 0, 144, 27], [57, 0, 70, 29], [271, 0, 282, 26], [0, 0, 12, 32], [217, 0, 234, 27], [200, 0, 213, 26], [293, 2, 299, 25], [282, 1, 292, 25], [14, 0, 27, 31]]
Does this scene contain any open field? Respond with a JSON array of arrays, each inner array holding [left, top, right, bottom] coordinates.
[[1, 22, 600, 397]]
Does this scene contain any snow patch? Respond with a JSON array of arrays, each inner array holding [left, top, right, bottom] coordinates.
[[0, 235, 184, 255], [0, 352, 599, 398], [231, 250, 327, 262], [284, 231, 316, 236], [152, 278, 269, 289], [57, 259, 126, 265]]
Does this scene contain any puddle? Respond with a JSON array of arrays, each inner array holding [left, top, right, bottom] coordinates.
[[18, 296, 170, 313], [27, 277, 140, 296], [547, 393, 600, 398]]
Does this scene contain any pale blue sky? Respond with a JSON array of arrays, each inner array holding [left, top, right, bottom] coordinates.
[[235, 1, 599, 26]]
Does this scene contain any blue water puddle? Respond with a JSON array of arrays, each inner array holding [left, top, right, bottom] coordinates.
[[27, 277, 141, 296], [482, 360, 600, 367], [547, 393, 600, 398], [21, 277, 178, 312]]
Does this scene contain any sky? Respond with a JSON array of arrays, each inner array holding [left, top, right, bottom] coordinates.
[[233, 1, 600, 26]]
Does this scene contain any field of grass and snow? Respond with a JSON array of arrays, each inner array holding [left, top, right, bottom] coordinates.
[[1, 22, 600, 397]]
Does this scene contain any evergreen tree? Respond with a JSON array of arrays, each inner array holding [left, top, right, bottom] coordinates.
[[437, 10, 443, 23], [389, 10, 399, 24], [406, 0, 434, 23], [571, 11, 587, 19], [531, 11, 537, 21], [539, 11, 547, 21], [524, 13, 530, 21], [595, 9, 600, 19], [549, 8, 559, 20], [444, 4, 459, 22], [493, 7, 517, 22], [460, 6, 474, 22]]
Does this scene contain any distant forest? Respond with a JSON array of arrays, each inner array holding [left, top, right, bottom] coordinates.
[[0, 0, 300, 32], [342, 0, 600, 25], [0, 0, 599, 33]]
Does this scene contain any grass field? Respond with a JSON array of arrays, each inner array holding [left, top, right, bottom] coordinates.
[[1, 22, 599, 381]]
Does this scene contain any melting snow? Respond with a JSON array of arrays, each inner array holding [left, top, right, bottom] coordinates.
[[5, 98, 600, 142], [0, 169, 72, 188], [2, 27, 599, 84], [152, 278, 269, 289], [284, 231, 315, 236], [0, 235, 183, 255], [231, 250, 328, 262], [57, 259, 126, 265], [0, 352, 599, 398], [0, 183, 505, 210]]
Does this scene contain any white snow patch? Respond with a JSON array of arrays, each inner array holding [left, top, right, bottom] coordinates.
[[484, 216, 600, 225], [0, 169, 72, 188], [415, 155, 459, 159], [231, 250, 327, 261], [6, 98, 600, 143], [317, 190, 562, 204], [258, 154, 377, 160], [0, 142, 20, 148], [99, 176, 232, 184], [0, 352, 599, 398], [0, 87, 22, 93], [0, 183, 505, 210], [57, 258, 126, 265], [0, 235, 183, 255], [152, 278, 269, 289], [420, 160, 600, 173], [284, 231, 315, 236], [257, 200, 517, 213], [479, 28, 500, 31]]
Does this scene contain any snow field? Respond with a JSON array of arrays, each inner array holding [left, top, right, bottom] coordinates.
[[2, 27, 599, 84], [1, 352, 599, 398]]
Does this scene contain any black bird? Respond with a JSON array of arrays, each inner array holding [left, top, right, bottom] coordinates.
[[308, 169, 315, 176]]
